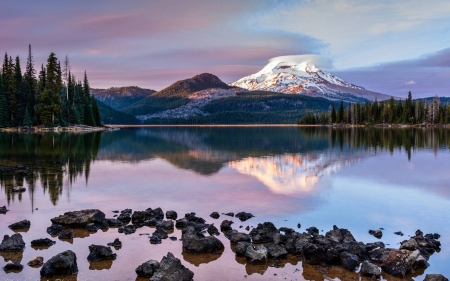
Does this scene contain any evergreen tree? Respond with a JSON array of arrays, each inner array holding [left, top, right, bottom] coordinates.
[[38, 52, 62, 125], [23, 44, 37, 125], [336, 100, 344, 123], [82, 72, 95, 126], [2, 54, 16, 123], [91, 96, 101, 126], [0, 74, 10, 127], [14, 56, 27, 126], [330, 102, 336, 124], [403, 91, 413, 123]]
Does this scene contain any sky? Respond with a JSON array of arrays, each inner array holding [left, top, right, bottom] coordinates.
[[1, 0, 449, 98]]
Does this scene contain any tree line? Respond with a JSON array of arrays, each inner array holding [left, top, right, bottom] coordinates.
[[0, 45, 101, 127], [299, 92, 449, 125]]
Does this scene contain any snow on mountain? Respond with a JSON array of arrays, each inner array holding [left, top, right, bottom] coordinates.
[[230, 56, 390, 102]]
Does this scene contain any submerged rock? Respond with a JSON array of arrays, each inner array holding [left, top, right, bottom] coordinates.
[[3, 262, 23, 271], [136, 260, 160, 278], [182, 226, 224, 254], [107, 238, 122, 248], [150, 252, 194, 281], [150, 235, 162, 244], [51, 209, 107, 228], [58, 230, 74, 240], [118, 225, 136, 235], [40, 250, 78, 277], [0, 234, 25, 252], [87, 245, 117, 262], [31, 238, 55, 247], [27, 256, 44, 266], [107, 218, 123, 227], [8, 220, 30, 229], [46, 224, 63, 235]]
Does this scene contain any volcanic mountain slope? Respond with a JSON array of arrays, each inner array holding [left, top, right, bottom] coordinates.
[[124, 73, 234, 116], [91, 86, 156, 110], [230, 57, 391, 102]]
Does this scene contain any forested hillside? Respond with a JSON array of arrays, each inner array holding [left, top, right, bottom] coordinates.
[[96, 99, 140, 125], [91, 86, 155, 110]]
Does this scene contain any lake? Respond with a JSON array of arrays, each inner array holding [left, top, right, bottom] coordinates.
[[0, 127, 449, 280]]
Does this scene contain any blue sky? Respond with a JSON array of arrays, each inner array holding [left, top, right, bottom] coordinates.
[[1, 0, 449, 98]]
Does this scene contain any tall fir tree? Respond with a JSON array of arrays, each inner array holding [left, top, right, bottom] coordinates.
[[14, 56, 27, 126], [2, 54, 16, 123], [82, 72, 95, 126], [91, 96, 101, 126], [23, 44, 37, 125], [38, 52, 62, 125], [337, 100, 344, 123], [0, 74, 10, 127]]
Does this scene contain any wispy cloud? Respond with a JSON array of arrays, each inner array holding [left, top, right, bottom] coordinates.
[[402, 80, 417, 85]]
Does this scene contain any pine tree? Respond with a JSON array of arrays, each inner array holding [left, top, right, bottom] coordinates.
[[38, 52, 61, 125], [337, 100, 344, 123], [23, 44, 37, 125], [0, 74, 10, 127], [14, 56, 27, 126], [330, 102, 336, 124], [2, 54, 16, 123], [403, 91, 413, 123], [91, 96, 101, 126], [82, 72, 95, 126]]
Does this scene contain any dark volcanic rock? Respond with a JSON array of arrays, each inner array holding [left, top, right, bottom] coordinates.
[[235, 212, 254, 222], [119, 225, 136, 235], [400, 238, 419, 251], [368, 247, 392, 263], [381, 249, 419, 278], [145, 218, 160, 227], [365, 242, 385, 252], [225, 230, 251, 244], [302, 243, 340, 265], [107, 238, 122, 248], [265, 243, 288, 259], [325, 225, 356, 244], [249, 222, 279, 243], [132, 211, 147, 224], [224, 212, 234, 217], [176, 213, 206, 229], [150, 235, 162, 244], [31, 238, 55, 247], [58, 230, 74, 239], [210, 212, 220, 219], [153, 228, 168, 239], [136, 260, 160, 278], [245, 245, 268, 264], [359, 261, 381, 278], [166, 210, 177, 220], [235, 241, 252, 256], [279, 227, 296, 235], [394, 231, 404, 236], [182, 226, 224, 254], [220, 220, 234, 231], [0, 206, 8, 214], [340, 252, 359, 270], [424, 274, 449, 281], [107, 218, 123, 227], [40, 250, 78, 277], [207, 224, 219, 236], [46, 224, 63, 235], [285, 232, 312, 255], [156, 220, 174, 230], [51, 209, 107, 228], [0, 234, 25, 252], [117, 210, 132, 222], [369, 229, 383, 239], [306, 226, 319, 235], [147, 207, 165, 220], [8, 220, 30, 229], [86, 223, 99, 233], [87, 245, 117, 262], [150, 252, 194, 281], [3, 262, 23, 271], [27, 256, 44, 266]]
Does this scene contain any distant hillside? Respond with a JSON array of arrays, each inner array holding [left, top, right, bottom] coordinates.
[[96, 99, 140, 124], [143, 91, 332, 124], [91, 86, 155, 110], [123, 73, 231, 116]]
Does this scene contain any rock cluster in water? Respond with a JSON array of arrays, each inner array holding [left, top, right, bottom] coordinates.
[[1, 207, 448, 280]]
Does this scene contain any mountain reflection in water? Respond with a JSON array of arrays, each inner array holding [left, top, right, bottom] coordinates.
[[0, 127, 449, 206]]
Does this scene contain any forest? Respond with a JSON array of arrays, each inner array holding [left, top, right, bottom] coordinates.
[[0, 45, 101, 127], [299, 92, 450, 125]]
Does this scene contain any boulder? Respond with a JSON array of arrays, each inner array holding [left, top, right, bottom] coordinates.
[[86, 223, 98, 233], [46, 224, 63, 235], [166, 210, 178, 220], [150, 252, 194, 281], [413, 254, 430, 268], [8, 220, 30, 229], [153, 228, 168, 239], [156, 220, 174, 230], [40, 250, 78, 277], [381, 249, 419, 278], [302, 243, 340, 265], [424, 274, 449, 281], [245, 245, 268, 264], [285, 232, 312, 255], [31, 238, 55, 247], [27, 256, 44, 266], [136, 260, 160, 278], [132, 211, 147, 224], [107, 218, 123, 227], [0, 234, 25, 252], [147, 207, 165, 220], [117, 210, 132, 222], [207, 224, 219, 236], [119, 225, 136, 235], [339, 252, 359, 271], [359, 261, 381, 278], [87, 245, 117, 262], [51, 209, 107, 228], [369, 229, 383, 239], [249, 222, 279, 243], [365, 242, 385, 252], [235, 212, 254, 222], [150, 235, 162, 244], [306, 226, 319, 235], [3, 262, 23, 271], [220, 220, 234, 231], [210, 212, 220, 219], [235, 241, 252, 256], [265, 243, 288, 258], [400, 238, 419, 251], [325, 225, 356, 244], [58, 229, 74, 239], [145, 218, 160, 227], [182, 226, 224, 254], [368, 247, 392, 263], [224, 212, 234, 217], [225, 230, 251, 244], [279, 227, 296, 235], [107, 238, 122, 248], [394, 231, 404, 236]]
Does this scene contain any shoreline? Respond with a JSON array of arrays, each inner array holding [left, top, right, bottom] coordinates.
[[0, 125, 112, 133]]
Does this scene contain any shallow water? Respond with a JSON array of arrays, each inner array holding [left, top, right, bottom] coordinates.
[[0, 127, 449, 281]]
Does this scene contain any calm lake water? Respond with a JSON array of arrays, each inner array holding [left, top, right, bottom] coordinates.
[[0, 127, 449, 281]]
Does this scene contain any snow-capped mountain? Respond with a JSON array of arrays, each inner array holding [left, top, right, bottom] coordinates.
[[230, 57, 390, 102]]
